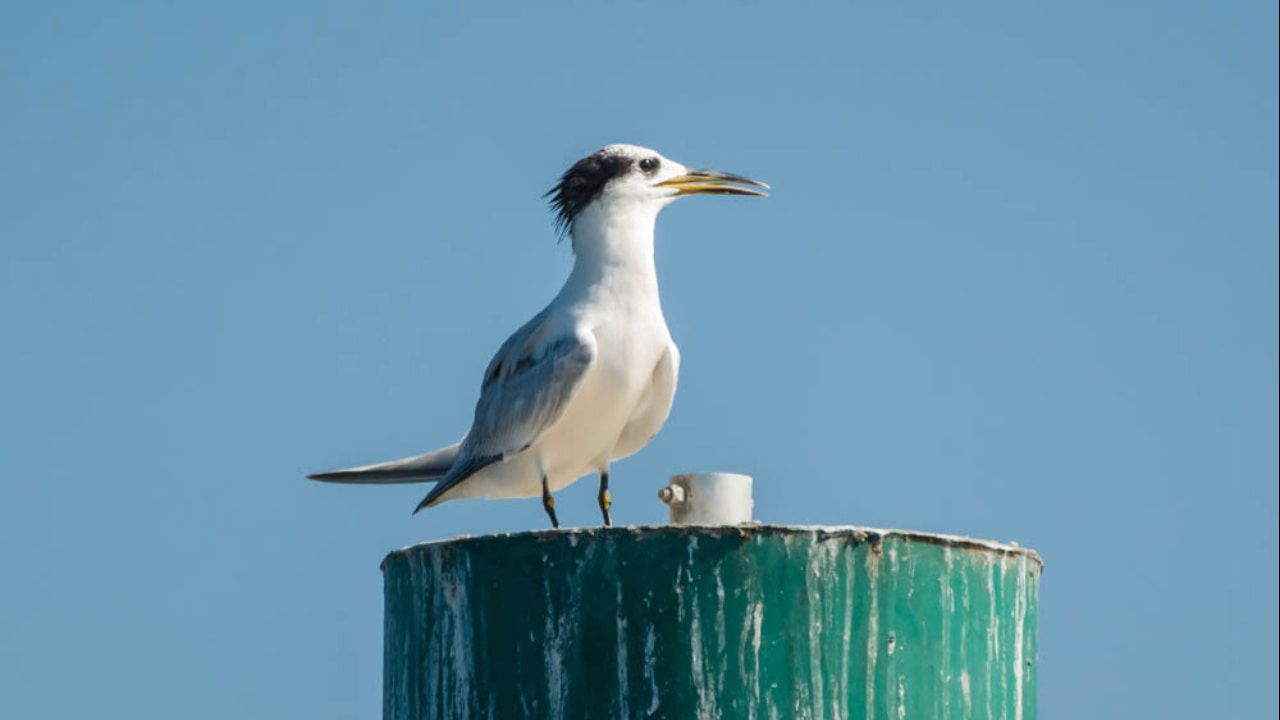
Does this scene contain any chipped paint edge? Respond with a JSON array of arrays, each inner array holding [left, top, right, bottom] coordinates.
[[382, 524, 1043, 571]]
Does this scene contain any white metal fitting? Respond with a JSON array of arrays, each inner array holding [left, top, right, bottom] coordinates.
[[658, 472, 754, 526]]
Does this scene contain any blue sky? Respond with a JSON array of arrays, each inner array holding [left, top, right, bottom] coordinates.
[[2, 2, 1275, 717]]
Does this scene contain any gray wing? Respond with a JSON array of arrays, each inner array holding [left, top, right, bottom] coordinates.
[[308, 442, 460, 484], [415, 316, 596, 511]]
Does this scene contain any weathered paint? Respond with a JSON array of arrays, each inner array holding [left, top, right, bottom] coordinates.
[[383, 525, 1041, 720]]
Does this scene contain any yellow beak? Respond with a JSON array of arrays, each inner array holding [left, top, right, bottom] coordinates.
[[654, 169, 770, 197]]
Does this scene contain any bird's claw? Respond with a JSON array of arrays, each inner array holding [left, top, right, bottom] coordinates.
[[599, 488, 613, 527], [542, 475, 559, 528]]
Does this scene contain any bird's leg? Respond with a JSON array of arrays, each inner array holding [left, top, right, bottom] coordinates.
[[597, 471, 613, 527], [541, 474, 559, 529]]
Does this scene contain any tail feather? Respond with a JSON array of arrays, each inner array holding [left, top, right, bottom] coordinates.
[[308, 443, 460, 484]]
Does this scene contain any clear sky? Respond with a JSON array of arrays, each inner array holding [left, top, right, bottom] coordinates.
[[2, 2, 1276, 718]]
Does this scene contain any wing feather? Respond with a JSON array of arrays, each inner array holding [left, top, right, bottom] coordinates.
[[415, 319, 595, 511]]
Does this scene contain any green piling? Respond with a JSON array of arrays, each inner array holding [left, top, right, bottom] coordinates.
[[382, 525, 1041, 719]]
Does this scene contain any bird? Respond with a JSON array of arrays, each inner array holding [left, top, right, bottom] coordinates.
[[308, 144, 767, 528]]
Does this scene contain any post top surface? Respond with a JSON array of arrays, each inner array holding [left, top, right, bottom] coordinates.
[[383, 524, 1043, 569]]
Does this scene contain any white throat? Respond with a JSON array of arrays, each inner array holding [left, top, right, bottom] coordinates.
[[565, 199, 662, 296]]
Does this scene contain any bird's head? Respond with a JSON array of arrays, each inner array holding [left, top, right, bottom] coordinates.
[[547, 144, 767, 238]]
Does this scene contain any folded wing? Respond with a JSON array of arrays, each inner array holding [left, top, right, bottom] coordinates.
[[308, 443, 460, 484], [414, 320, 597, 512]]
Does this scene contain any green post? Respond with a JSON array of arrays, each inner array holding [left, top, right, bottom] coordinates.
[[382, 525, 1040, 719]]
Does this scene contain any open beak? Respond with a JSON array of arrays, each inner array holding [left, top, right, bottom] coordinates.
[[655, 169, 770, 197]]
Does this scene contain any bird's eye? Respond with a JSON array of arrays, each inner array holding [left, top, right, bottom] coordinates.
[[639, 157, 660, 174]]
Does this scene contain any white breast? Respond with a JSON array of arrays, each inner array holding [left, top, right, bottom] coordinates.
[[533, 311, 671, 490], [611, 341, 680, 460]]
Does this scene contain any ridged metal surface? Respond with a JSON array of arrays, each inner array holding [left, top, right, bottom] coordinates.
[[383, 525, 1040, 720]]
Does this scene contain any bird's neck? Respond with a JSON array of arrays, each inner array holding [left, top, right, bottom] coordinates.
[[565, 203, 660, 299]]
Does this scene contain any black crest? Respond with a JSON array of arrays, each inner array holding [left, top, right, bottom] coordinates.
[[546, 149, 635, 234]]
